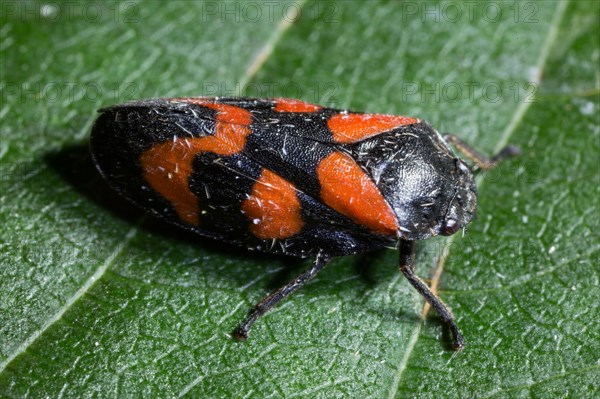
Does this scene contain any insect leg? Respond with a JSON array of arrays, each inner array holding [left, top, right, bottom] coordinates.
[[443, 134, 520, 170], [233, 251, 331, 340], [398, 239, 465, 350]]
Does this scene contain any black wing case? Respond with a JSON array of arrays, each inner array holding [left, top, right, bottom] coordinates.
[[90, 98, 392, 257]]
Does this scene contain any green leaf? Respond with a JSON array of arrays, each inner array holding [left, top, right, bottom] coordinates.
[[1, 0, 598, 398]]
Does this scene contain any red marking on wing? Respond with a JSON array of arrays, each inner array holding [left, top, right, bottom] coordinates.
[[328, 113, 418, 143], [273, 98, 322, 113], [140, 102, 253, 225], [317, 151, 398, 236], [241, 169, 304, 239]]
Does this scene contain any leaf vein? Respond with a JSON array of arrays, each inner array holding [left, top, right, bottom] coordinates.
[[0, 225, 139, 373]]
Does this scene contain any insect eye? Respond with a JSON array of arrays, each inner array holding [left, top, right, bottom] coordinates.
[[441, 218, 460, 235]]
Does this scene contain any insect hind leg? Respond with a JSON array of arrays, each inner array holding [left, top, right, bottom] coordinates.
[[233, 251, 331, 340]]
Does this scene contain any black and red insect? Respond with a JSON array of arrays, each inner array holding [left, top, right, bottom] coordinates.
[[90, 97, 518, 349]]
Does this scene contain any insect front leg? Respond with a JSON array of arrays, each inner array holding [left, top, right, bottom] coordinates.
[[233, 251, 331, 340], [398, 239, 465, 350], [443, 134, 520, 170]]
